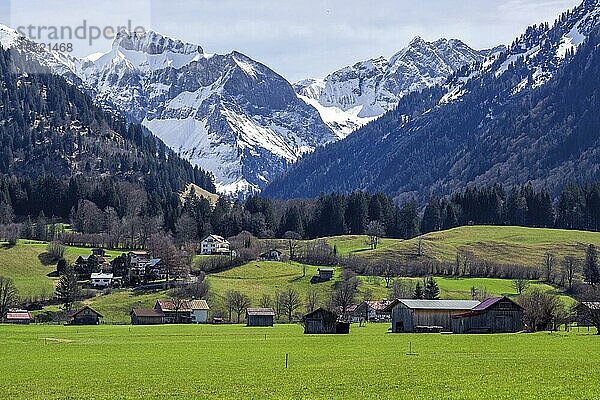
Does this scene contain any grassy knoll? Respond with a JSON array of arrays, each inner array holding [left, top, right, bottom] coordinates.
[[327, 226, 600, 267], [0, 240, 127, 298], [0, 323, 598, 399]]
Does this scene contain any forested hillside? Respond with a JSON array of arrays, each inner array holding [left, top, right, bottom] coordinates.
[[0, 46, 215, 227], [264, 6, 600, 201]]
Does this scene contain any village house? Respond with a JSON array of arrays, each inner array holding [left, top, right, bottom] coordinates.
[[128, 251, 151, 276], [260, 249, 282, 261], [303, 308, 349, 334], [351, 300, 392, 322], [130, 308, 165, 325], [146, 258, 165, 280], [317, 268, 334, 281], [3, 310, 32, 324], [189, 300, 210, 323], [384, 299, 480, 333], [200, 235, 230, 255], [90, 272, 121, 288], [451, 297, 524, 334], [246, 308, 275, 326], [68, 306, 103, 325]]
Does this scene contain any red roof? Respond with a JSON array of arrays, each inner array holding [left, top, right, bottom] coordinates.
[[6, 311, 32, 320]]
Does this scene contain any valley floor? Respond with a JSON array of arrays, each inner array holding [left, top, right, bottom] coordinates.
[[0, 323, 598, 399]]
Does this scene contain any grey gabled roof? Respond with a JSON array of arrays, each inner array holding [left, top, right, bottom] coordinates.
[[387, 299, 481, 311]]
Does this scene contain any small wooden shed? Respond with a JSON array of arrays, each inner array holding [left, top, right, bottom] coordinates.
[[69, 306, 103, 325], [303, 308, 349, 334], [317, 268, 334, 281], [451, 297, 524, 334], [130, 308, 165, 325], [246, 308, 275, 326]]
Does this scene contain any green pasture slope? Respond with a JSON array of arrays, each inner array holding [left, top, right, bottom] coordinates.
[[0, 240, 126, 298], [0, 323, 598, 399], [327, 226, 600, 266]]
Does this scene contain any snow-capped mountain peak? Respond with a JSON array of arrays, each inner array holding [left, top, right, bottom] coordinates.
[[295, 37, 506, 137]]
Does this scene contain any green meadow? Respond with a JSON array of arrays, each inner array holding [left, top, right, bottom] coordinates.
[[0, 323, 598, 399]]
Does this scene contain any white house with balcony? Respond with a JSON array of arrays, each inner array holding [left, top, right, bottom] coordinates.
[[200, 235, 230, 255]]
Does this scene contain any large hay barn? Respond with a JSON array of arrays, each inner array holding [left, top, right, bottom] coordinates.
[[384, 299, 480, 333]]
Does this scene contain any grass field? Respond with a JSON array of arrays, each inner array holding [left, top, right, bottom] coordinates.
[[0, 323, 598, 399], [326, 226, 600, 267]]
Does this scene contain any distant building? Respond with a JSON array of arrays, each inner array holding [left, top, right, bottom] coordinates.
[[260, 249, 282, 261], [451, 297, 524, 334], [91, 248, 106, 257], [303, 308, 349, 334], [200, 235, 230, 255], [384, 299, 481, 333], [130, 308, 165, 325], [90, 272, 119, 288], [128, 251, 151, 276], [352, 300, 393, 322], [246, 308, 275, 326], [189, 300, 210, 323], [4, 310, 32, 324], [317, 268, 334, 281], [69, 306, 103, 325]]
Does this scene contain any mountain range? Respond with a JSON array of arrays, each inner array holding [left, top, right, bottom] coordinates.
[[264, 0, 600, 201], [0, 24, 497, 196]]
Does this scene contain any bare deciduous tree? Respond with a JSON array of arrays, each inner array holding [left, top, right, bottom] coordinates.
[[366, 221, 385, 250], [305, 289, 319, 313], [544, 252, 556, 283], [281, 287, 302, 322], [562, 256, 578, 291], [518, 289, 563, 332], [259, 294, 272, 308], [331, 279, 358, 319], [0, 276, 18, 319]]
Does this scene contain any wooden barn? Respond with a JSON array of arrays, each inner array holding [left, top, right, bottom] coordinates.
[[69, 306, 103, 325], [303, 308, 349, 334], [451, 297, 524, 333], [246, 308, 275, 326], [384, 299, 480, 333], [130, 308, 165, 325]]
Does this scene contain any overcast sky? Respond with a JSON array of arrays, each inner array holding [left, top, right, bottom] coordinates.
[[1, 0, 581, 81]]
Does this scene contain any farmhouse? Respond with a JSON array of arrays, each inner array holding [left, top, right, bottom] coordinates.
[[146, 258, 165, 280], [200, 235, 230, 255], [69, 306, 103, 325], [451, 297, 524, 334], [128, 251, 151, 275], [246, 308, 275, 326], [260, 249, 282, 261], [385, 299, 480, 333], [90, 272, 119, 288], [190, 300, 210, 323], [352, 300, 392, 322], [303, 308, 349, 334], [317, 268, 334, 281], [4, 310, 32, 324], [131, 308, 165, 325]]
